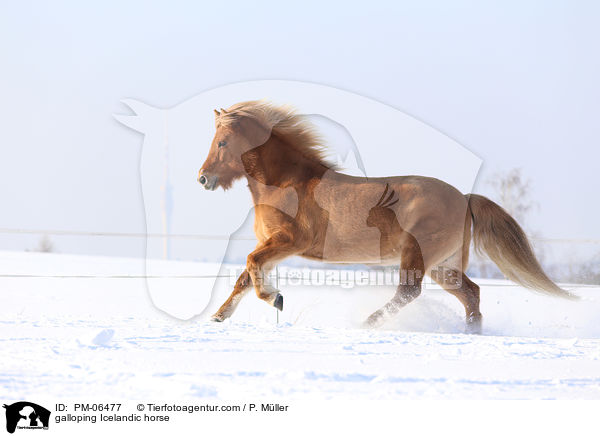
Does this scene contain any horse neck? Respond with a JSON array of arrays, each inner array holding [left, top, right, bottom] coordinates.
[[243, 134, 328, 200]]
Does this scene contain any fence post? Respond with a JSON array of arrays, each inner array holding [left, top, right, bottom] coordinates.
[[275, 265, 280, 325]]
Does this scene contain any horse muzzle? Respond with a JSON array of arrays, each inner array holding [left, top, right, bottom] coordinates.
[[198, 172, 219, 191]]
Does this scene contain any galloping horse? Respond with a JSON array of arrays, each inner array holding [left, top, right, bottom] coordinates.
[[198, 101, 574, 332]]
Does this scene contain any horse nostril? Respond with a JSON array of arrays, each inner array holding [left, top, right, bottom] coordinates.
[[199, 175, 207, 185]]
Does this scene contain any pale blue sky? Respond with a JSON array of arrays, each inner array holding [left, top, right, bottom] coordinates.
[[0, 0, 598, 258]]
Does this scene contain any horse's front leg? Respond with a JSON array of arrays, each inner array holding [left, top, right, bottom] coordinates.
[[211, 269, 252, 322], [246, 234, 302, 311]]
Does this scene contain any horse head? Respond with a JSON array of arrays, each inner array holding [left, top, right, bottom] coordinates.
[[198, 106, 272, 191]]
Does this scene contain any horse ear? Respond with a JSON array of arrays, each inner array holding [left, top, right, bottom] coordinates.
[[214, 109, 220, 117], [113, 99, 161, 133], [220, 108, 228, 114]]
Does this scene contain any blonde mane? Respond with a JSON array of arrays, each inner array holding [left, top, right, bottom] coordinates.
[[217, 100, 338, 170]]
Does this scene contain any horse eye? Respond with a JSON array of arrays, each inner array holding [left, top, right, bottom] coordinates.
[[218, 140, 227, 148]]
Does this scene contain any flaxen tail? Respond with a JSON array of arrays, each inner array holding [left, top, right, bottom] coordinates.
[[466, 194, 576, 299]]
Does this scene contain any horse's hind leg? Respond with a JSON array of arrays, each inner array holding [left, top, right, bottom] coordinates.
[[432, 270, 482, 334], [365, 239, 424, 327]]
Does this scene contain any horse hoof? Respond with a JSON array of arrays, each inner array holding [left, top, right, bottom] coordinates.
[[210, 314, 224, 322], [360, 319, 374, 329], [274, 294, 283, 311], [465, 320, 482, 334], [363, 310, 385, 328]]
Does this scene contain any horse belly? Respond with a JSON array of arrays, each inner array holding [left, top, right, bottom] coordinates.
[[318, 217, 390, 263]]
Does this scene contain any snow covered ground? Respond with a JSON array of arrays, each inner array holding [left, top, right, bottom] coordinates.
[[1, 251, 599, 401]]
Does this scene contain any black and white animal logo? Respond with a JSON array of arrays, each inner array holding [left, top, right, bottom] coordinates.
[[3, 402, 50, 434]]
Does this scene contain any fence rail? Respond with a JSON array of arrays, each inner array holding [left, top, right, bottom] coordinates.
[[0, 227, 598, 287], [0, 273, 597, 288], [0, 228, 254, 241], [1, 227, 600, 244]]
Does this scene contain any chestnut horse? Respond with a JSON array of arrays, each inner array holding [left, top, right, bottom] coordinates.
[[198, 101, 574, 332]]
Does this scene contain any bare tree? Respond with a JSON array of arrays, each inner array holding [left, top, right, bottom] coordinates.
[[35, 235, 54, 253], [486, 168, 537, 228]]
